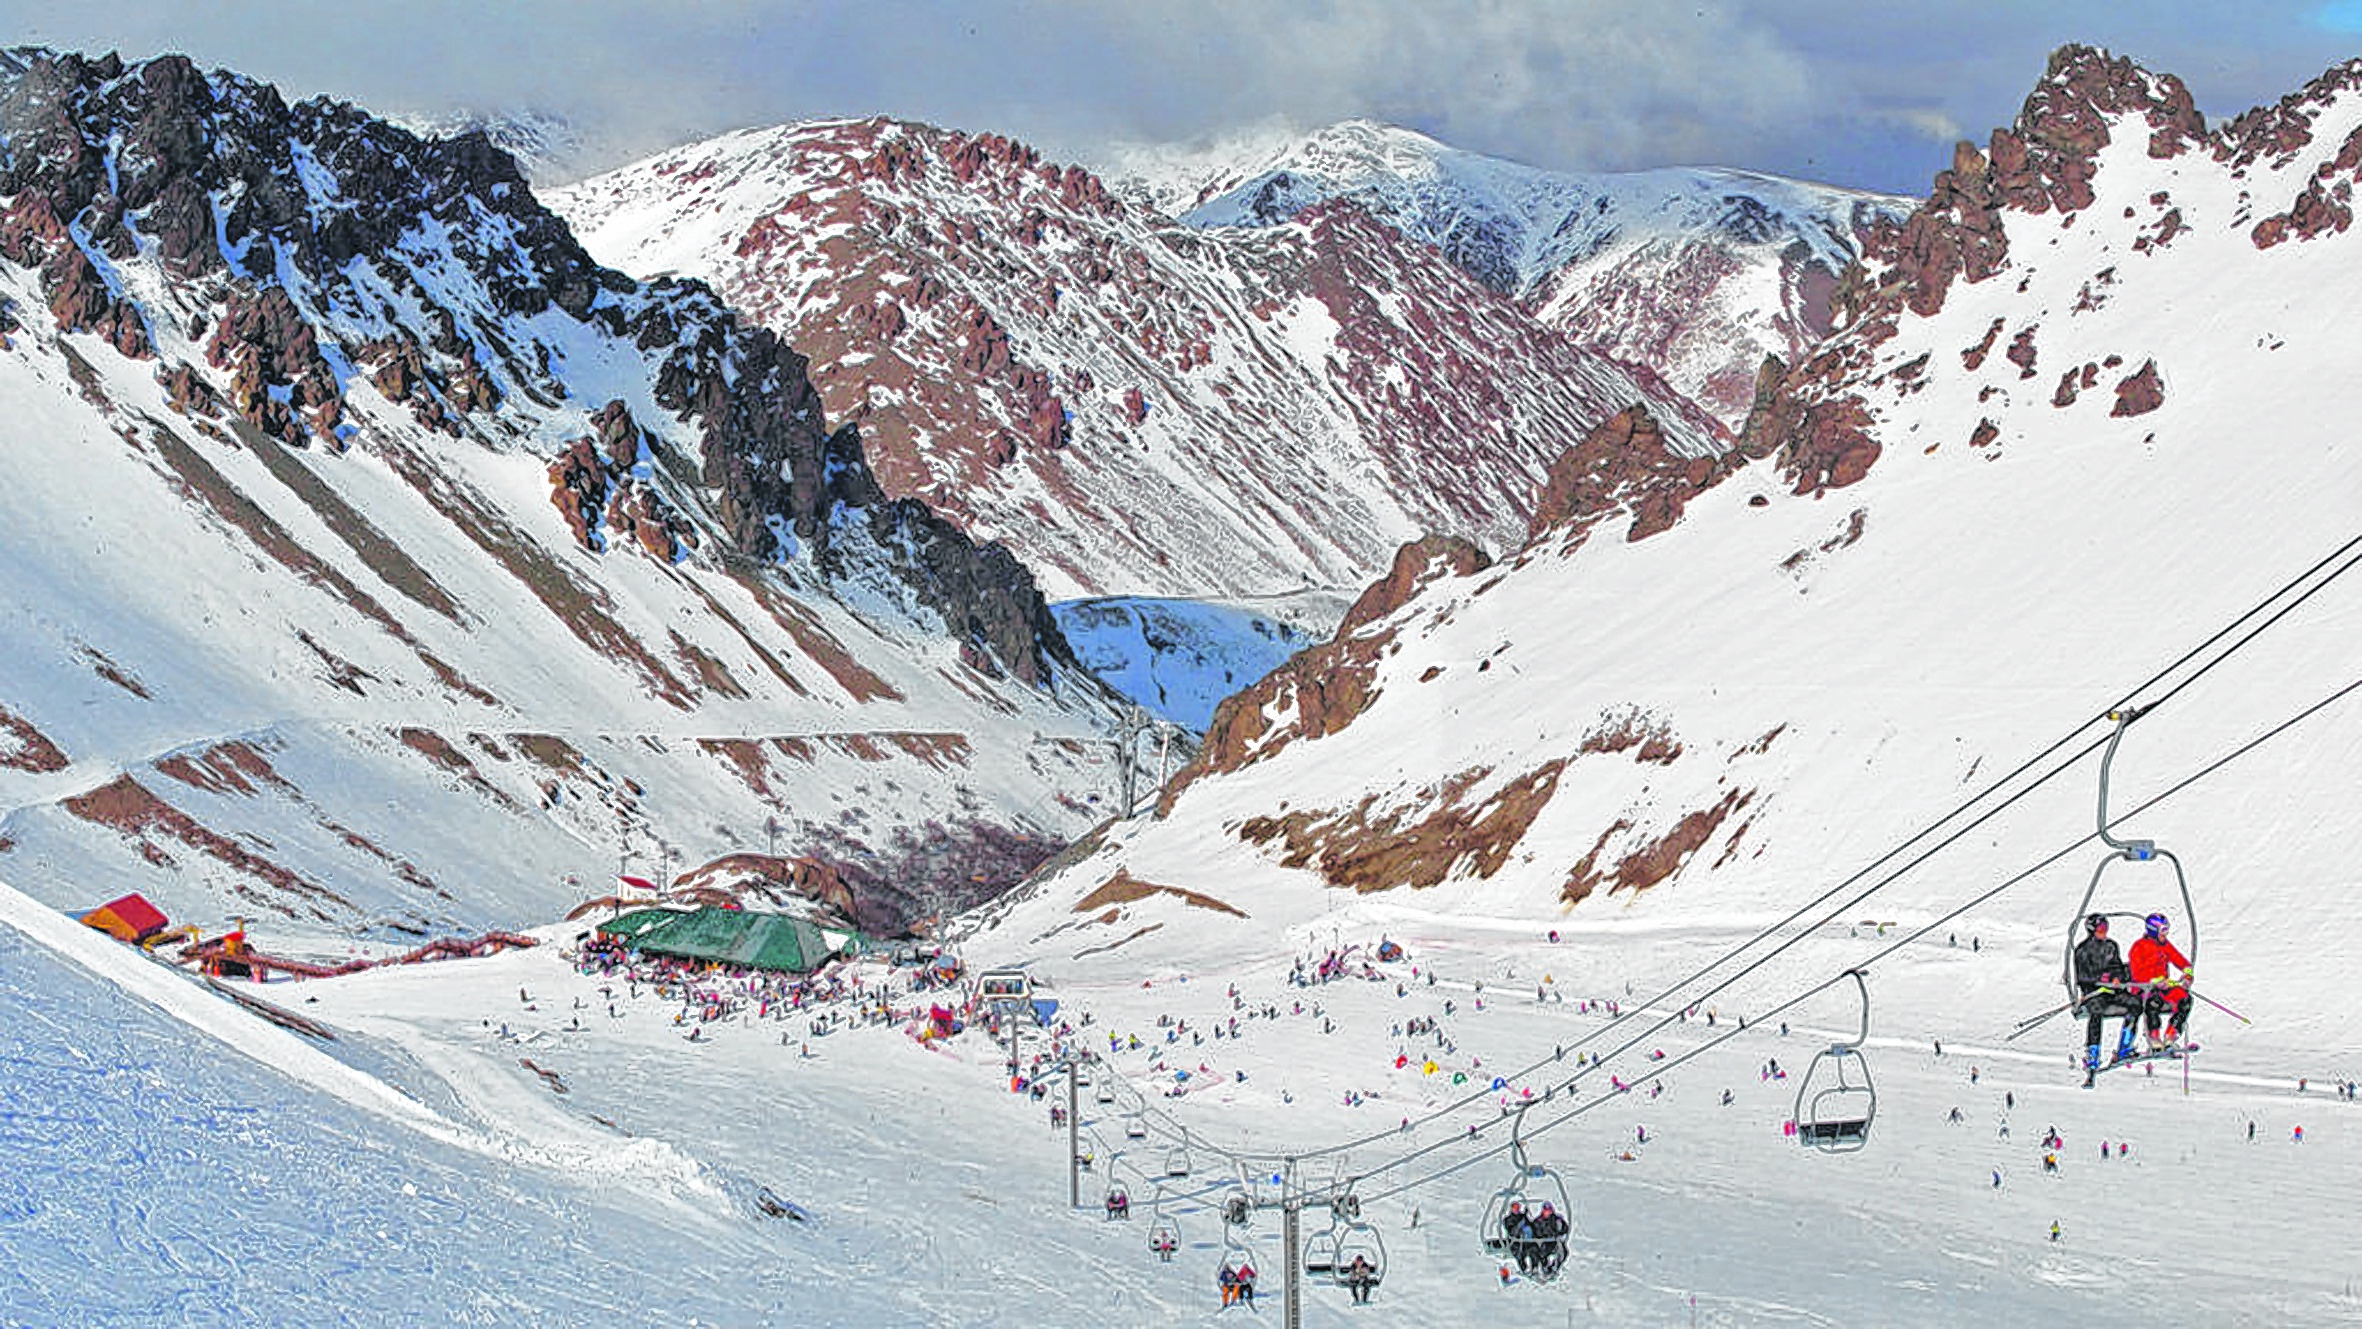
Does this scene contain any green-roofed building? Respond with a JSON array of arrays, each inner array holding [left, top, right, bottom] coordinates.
[[595, 906, 865, 973]]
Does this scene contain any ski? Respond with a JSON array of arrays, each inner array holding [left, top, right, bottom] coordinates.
[[2089, 1042, 2200, 1077]]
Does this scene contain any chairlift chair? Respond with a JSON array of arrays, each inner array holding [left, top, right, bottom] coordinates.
[[1479, 1109, 1573, 1283], [1302, 1226, 1339, 1276], [1332, 1221, 1386, 1290], [1145, 1186, 1183, 1261], [1223, 1188, 1252, 1228], [1163, 1145, 1191, 1178], [1124, 1112, 1148, 1140], [1793, 969, 1876, 1151], [1147, 1219, 1181, 1260], [2060, 709, 2199, 1030]]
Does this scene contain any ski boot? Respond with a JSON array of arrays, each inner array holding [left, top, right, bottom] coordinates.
[[2111, 1029, 2137, 1065], [2083, 1045, 2101, 1088]]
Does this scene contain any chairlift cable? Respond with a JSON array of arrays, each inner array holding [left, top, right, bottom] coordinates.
[[1255, 530, 2362, 1169], [1084, 536, 2362, 1202], [1354, 666, 2362, 1206]]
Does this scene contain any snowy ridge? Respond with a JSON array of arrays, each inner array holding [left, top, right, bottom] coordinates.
[[987, 49, 2362, 1017], [1053, 592, 1346, 732], [7, 44, 2362, 1329], [1104, 119, 1918, 424], [390, 106, 592, 185], [0, 51, 1113, 945], [552, 119, 1730, 600]]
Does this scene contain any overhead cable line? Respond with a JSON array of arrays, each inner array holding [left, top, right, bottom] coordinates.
[[1262, 528, 2362, 1169], [1357, 665, 2362, 1206], [1085, 531, 2362, 1194]]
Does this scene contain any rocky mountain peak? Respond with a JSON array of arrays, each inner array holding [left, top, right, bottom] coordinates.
[[0, 48, 1075, 686], [555, 115, 1726, 600]]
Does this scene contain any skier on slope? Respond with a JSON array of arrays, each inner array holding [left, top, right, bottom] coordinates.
[[2127, 913, 2194, 1052], [2073, 914, 2140, 1083]]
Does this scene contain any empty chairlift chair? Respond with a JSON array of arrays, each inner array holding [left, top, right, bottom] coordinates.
[[1302, 1225, 1339, 1277], [1794, 968, 1877, 1151]]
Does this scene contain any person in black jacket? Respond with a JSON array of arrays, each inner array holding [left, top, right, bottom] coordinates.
[[2073, 914, 2139, 1083], [1502, 1201, 1535, 1272], [1529, 1203, 1569, 1279]]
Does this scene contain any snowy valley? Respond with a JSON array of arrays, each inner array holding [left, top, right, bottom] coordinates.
[[0, 37, 2359, 1329]]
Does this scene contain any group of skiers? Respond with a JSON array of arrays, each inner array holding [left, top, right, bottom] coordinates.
[[2071, 912, 2195, 1084], [1499, 1200, 1570, 1280], [1217, 1261, 1258, 1307]]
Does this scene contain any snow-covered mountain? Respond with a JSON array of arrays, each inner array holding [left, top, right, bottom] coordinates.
[[1106, 120, 1917, 425], [9, 43, 2362, 1329], [391, 106, 593, 185], [0, 49, 1116, 942], [979, 42, 2361, 1044], [550, 120, 1730, 601], [1053, 591, 1346, 733]]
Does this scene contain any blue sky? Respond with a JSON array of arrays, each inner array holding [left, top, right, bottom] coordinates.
[[3, 1, 2359, 193]]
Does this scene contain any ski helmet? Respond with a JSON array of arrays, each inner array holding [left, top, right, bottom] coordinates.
[[2144, 913, 2168, 937], [2084, 913, 2108, 934]]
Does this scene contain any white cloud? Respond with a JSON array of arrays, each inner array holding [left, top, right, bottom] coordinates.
[[1066, 0, 1824, 172], [1889, 107, 1968, 144]]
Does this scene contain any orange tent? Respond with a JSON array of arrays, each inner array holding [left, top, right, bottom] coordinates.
[[80, 893, 169, 944]]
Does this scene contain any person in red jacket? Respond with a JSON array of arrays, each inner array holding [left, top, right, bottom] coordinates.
[[2127, 913, 2193, 1051]]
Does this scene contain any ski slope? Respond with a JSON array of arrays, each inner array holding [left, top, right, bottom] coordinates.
[[5, 850, 2357, 1325]]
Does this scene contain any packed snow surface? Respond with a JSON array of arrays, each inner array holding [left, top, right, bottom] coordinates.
[[7, 861, 2358, 1326]]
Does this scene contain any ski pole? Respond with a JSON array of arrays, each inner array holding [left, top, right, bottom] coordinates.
[[2188, 988, 2251, 1025], [2005, 1003, 2071, 1041]]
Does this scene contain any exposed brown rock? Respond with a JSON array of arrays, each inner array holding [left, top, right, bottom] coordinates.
[[1238, 760, 1568, 892], [2005, 326, 2040, 378], [0, 704, 68, 773], [1072, 870, 1245, 917], [1340, 535, 1493, 637], [2111, 359, 2164, 416], [43, 241, 152, 357], [206, 284, 340, 444], [158, 362, 223, 418], [1562, 787, 1752, 904], [64, 774, 349, 914]]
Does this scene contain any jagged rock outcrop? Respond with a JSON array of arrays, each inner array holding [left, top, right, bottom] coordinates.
[[1744, 45, 2207, 497], [1161, 534, 1491, 810], [0, 47, 1076, 687], [1526, 404, 1728, 547]]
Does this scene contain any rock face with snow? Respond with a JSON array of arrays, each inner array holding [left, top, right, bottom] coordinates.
[[981, 46, 2362, 982], [0, 49, 1112, 939], [1107, 120, 1916, 427], [1051, 593, 1339, 734], [551, 119, 1730, 600]]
